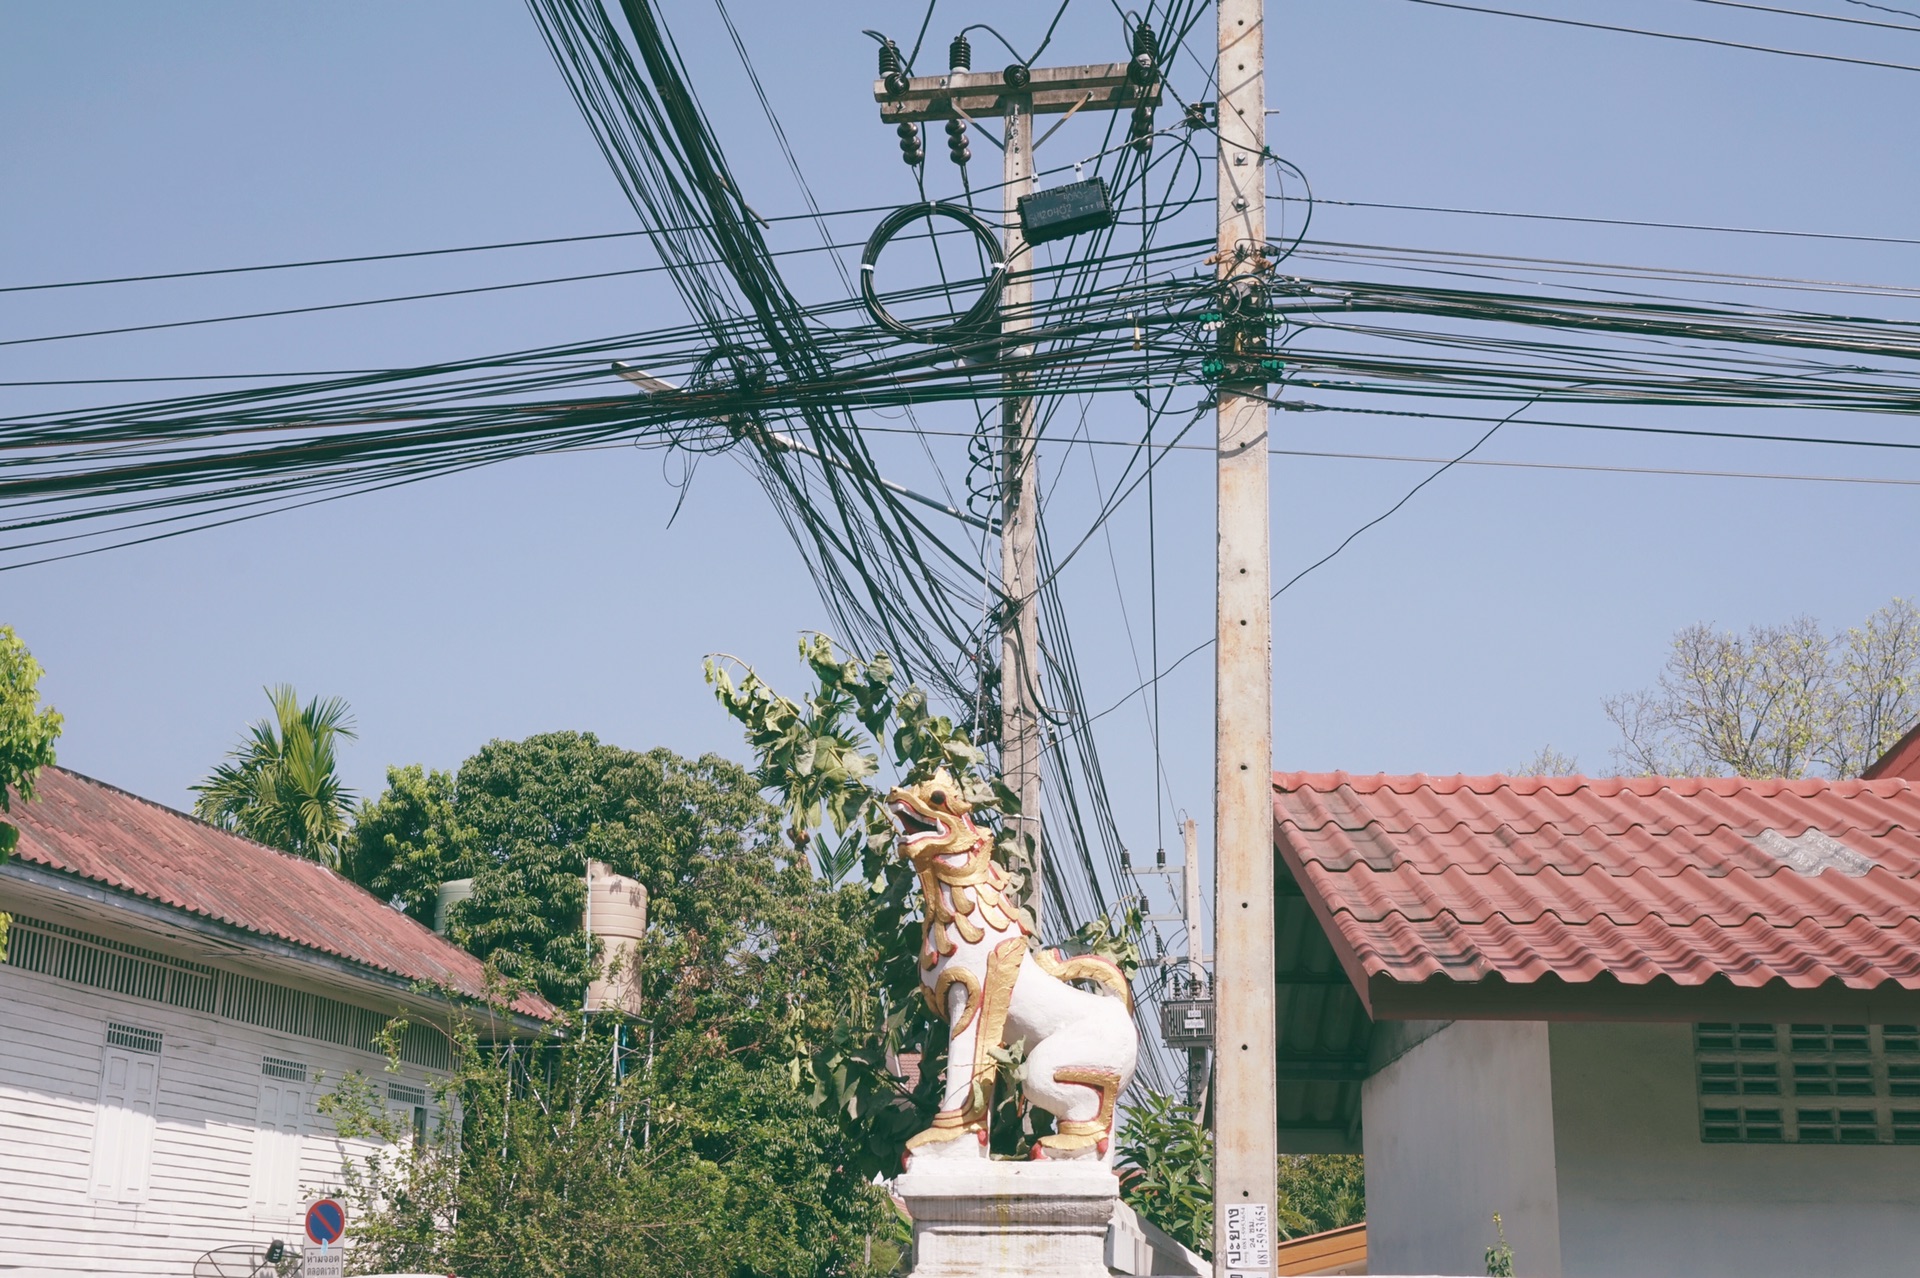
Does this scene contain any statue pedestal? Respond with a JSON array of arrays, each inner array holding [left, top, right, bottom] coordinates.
[[896, 1159, 1120, 1278]]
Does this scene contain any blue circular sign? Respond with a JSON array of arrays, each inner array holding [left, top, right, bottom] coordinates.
[[305, 1198, 346, 1245]]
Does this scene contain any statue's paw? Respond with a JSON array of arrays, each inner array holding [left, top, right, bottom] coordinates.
[[904, 1114, 988, 1168], [906, 1130, 988, 1162], [1034, 1130, 1107, 1160]]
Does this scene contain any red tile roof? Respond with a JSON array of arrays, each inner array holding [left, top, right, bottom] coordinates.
[[6, 767, 554, 1020], [1272, 772, 1920, 1010], [1865, 721, 1920, 782]]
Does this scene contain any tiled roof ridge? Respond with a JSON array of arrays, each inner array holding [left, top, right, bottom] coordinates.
[[1288, 848, 1915, 880], [42, 764, 359, 880], [1274, 811, 1908, 839], [1322, 899, 1916, 932], [1267, 821, 1912, 859], [1352, 965, 1920, 992], [1272, 769, 1912, 798]]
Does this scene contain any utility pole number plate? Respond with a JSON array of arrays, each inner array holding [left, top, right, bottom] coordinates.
[[1224, 1202, 1273, 1272]]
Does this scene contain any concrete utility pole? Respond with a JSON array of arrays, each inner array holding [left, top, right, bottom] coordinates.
[[1136, 815, 1211, 1105], [1181, 816, 1208, 1106], [876, 53, 1161, 933], [998, 91, 1043, 933], [1211, 0, 1278, 1274]]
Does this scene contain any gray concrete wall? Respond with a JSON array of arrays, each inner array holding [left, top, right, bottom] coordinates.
[[1548, 1022, 1920, 1278], [1363, 1020, 1563, 1277]]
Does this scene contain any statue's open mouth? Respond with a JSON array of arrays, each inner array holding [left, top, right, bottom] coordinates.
[[890, 800, 942, 844]]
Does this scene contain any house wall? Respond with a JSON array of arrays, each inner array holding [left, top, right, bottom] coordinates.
[[1549, 1022, 1920, 1278], [1361, 1020, 1562, 1277], [0, 959, 438, 1275]]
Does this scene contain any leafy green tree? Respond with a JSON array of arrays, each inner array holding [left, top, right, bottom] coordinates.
[[0, 625, 62, 861], [706, 635, 1143, 1174], [1114, 1093, 1364, 1254], [323, 1010, 902, 1278], [344, 764, 473, 918], [192, 685, 357, 865], [0, 625, 64, 960], [358, 731, 784, 1011], [326, 738, 905, 1278], [1116, 1092, 1216, 1255], [1277, 1153, 1365, 1235], [707, 637, 1033, 1172], [1606, 598, 1920, 778]]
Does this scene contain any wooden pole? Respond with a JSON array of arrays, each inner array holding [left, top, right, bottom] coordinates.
[[999, 91, 1044, 931], [1212, 0, 1277, 1272]]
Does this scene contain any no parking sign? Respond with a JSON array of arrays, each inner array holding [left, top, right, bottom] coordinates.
[[305, 1197, 347, 1246], [304, 1198, 347, 1278]]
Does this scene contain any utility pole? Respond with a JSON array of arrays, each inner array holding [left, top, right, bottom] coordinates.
[[876, 44, 1162, 933], [1181, 816, 1208, 1107], [1211, 0, 1277, 1275], [998, 87, 1043, 933], [1139, 817, 1212, 1107]]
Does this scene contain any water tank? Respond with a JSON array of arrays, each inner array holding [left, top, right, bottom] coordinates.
[[583, 860, 647, 1016], [433, 878, 475, 935]]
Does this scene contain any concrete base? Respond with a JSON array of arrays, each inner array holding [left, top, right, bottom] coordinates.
[[896, 1159, 1121, 1278]]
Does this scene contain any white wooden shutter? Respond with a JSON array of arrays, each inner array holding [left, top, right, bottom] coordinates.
[[388, 1081, 428, 1146], [251, 1078, 307, 1212], [89, 1027, 161, 1202]]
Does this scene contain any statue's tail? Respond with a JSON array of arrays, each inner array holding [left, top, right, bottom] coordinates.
[[1030, 947, 1135, 1012]]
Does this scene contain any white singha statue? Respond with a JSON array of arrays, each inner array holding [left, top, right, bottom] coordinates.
[[887, 768, 1138, 1165]]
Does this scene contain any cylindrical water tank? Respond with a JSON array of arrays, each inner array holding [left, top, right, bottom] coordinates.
[[433, 878, 475, 935], [583, 860, 648, 1016]]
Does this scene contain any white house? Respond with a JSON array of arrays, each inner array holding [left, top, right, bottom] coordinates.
[[0, 767, 555, 1276], [1269, 764, 1920, 1277]]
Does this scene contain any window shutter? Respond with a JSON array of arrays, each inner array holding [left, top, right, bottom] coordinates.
[[252, 1076, 306, 1212], [89, 1025, 161, 1202]]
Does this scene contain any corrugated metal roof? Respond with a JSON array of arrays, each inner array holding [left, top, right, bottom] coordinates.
[[1273, 772, 1920, 996], [1275, 1223, 1366, 1277], [6, 767, 553, 1019]]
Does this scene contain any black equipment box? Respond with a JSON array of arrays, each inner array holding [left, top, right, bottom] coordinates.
[[1159, 997, 1215, 1049], [1017, 177, 1116, 245]]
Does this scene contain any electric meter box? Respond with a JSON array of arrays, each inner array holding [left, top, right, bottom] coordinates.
[[1160, 997, 1215, 1049]]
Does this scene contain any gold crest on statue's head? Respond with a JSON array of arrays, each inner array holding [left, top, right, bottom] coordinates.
[[886, 767, 985, 865]]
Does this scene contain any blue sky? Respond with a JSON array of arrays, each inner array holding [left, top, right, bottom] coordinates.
[[5, 2, 1917, 908]]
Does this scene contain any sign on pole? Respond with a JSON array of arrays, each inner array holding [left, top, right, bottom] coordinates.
[[303, 1197, 347, 1278], [1223, 1201, 1274, 1278]]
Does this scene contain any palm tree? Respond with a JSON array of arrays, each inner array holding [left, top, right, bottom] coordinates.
[[192, 685, 356, 867]]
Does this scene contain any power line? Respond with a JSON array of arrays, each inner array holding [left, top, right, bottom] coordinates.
[[1391, 0, 1920, 72], [1847, 0, 1920, 19], [0, 264, 672, 351], [1267, 445, 1920, 487], [0, 225, 1006, 351], [1681, 0, 1920, 32], [848, 415, 1920, 459], [1279, 194, 1920, 250], [0, 204, 901, 295]]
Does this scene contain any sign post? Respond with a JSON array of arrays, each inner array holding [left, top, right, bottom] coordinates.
[[303, 1197, 347, 1278]]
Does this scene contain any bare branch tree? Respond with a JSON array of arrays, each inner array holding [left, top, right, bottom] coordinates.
[[1827, 598, 1920, 777], [1606, 599, 1920, 779], [1512, 744, 1581, 776]]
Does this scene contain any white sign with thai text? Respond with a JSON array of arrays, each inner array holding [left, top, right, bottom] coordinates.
[[1223, 1201, 1273, 1272], [303, 1244, 345, 1278]]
